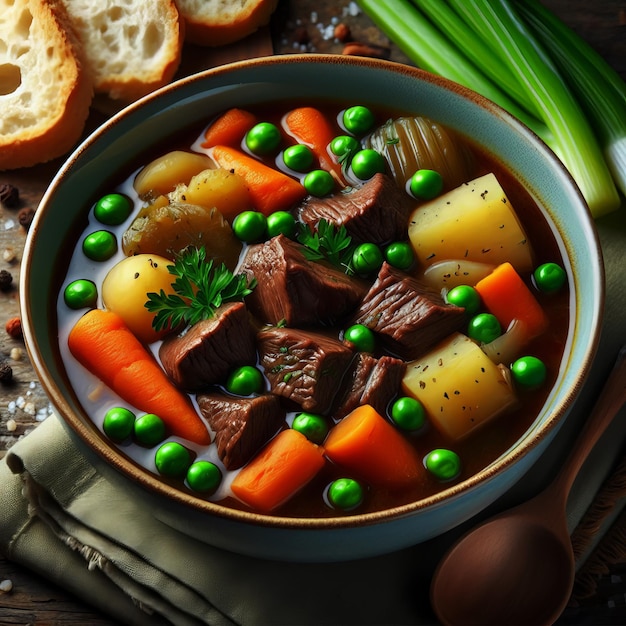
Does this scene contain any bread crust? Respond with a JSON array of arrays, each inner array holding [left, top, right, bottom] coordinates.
[[179, 0, 279, 47], [0, 0, 93, 170]]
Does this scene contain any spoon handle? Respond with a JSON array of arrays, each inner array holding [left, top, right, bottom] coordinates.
[[546, 345, 626, 507]]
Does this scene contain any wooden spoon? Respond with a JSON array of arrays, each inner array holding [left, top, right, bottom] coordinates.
[[430, 345, 626, 626]]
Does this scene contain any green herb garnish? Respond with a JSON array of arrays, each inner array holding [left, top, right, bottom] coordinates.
[[145, 246, 256, 331], [297, 219, 355, 274]]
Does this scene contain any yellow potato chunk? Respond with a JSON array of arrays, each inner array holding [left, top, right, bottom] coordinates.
[[134, 151, 215, 198], [170, 168, 252, 222], [402, 332, 517, 440], [408, 173, 534, 274], [102, 254, 177, 344]]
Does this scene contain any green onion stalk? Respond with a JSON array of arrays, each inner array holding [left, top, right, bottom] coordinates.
[[357, 0, 623, 218]]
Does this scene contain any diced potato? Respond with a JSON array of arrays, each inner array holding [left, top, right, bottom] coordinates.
[[402, 332, 517, 440], [169, 168, 252, 222], [134, 151, 215, 198], [122, 202, 242, 270], [102, 254, 176, 344], [408, 173, 534, 273]]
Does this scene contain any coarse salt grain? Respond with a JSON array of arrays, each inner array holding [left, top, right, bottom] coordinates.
[[3, 219, 15, 230], [0, 579, 12, 593], [24, 401, 35, 415]]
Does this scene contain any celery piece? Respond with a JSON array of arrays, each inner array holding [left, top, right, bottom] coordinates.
[[517, 0, 626, 199], [356, 0, 551, 145], [447, 0, 620, 217]]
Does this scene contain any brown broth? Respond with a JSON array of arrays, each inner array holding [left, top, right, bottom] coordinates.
[[57, 99, 570, 518]]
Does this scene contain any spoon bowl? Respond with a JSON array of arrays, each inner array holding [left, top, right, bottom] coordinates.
[[431, 345, 626, 626]]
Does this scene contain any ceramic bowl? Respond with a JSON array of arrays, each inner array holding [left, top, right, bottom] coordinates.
[[21, 55, 603, 562]]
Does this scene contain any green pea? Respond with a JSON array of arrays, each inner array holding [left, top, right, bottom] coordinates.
[[350, 149, 386, 181], [226, 365, 264, 396], [232, 210, 267, 243], [409, 169, 443, 200], [94, 193, 132, 225], [103, 407, 135, 442], [511, 356, 547, 388], [329, 135, 359, 158], [155, 442, 192, 478], [266, 211, 297, 239], [327, 478, 364, 510], [82, 230, 117, 262], [352, 242, 383, 275], [342, 106, 375, 135], [468, 313, 501, 343], [186, 461, 222, 493], [292, 412, 329, 444], [344, 323, 376, 353], [384, 241, 414, 270], [391, 397, 426, 431], [424, 449, 461, 481], [534, 262, 566, 293], [64, 279, 98, 309], [447, 285, 481, 316], [303, 169, 335, 197], [245, 122, 281, 155], [134, 413, 167, 447], [282, 144, 314, 172]]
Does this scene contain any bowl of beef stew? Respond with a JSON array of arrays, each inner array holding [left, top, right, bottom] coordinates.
[[21, 55, 603, 561]]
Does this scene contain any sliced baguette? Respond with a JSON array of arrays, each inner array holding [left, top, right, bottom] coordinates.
[[0, 0, 93, 170], [177, 0, 279, 47], [60, 0, 184, 102]]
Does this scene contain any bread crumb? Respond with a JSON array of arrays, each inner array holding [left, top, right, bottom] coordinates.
[[0, 579, 13, 593], [6, 418, 16, 432]]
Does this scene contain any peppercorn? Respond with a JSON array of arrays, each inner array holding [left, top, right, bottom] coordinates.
[[0, 184, 19, 208], [0, 360, 13, 383], [0, 269, 12, 291], [17, 207, 35, 230], [5, 317, 22, 339]]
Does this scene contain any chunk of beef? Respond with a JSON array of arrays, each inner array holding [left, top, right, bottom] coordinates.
[[352, 262, 466, 359], [333, 353, 406, 420], [239, 234, 368, 327], [257, 326, 354, 413], [197, 392, 285, 470], [298, 173, 412, 244], [159, 302, 256, 392]]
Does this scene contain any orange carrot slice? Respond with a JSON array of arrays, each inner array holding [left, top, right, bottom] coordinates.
[[68, 309, 210, 445], [201, 108, 258, 148], [211, 144, 306, 215], [231, 429, 326, 513], [323, 404, 423, 489], [284, 106, 345, 184], [475, 262, 548, 339]]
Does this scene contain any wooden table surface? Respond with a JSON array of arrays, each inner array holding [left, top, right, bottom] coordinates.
[[1, 1, 624, 623]]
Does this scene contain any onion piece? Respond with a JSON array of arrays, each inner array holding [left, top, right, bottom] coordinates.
[[421, 259, 495, 290], [481, 319, 529, 366]]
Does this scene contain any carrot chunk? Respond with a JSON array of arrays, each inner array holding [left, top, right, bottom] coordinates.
[[323, 404, 423, 489], [201, 108, 258, 149], [211, 145, 306, 215], [68, 308, 210, 445], [474, 262, 548, 339], [231, 429, 326, 513], [284, 106, 345, 184]]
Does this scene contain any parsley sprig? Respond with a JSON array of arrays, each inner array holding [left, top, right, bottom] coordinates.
[[145, 246, 257, 331], [297, 219, 356, 274]]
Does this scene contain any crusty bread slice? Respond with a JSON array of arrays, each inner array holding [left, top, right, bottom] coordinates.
[[60, 0, 184, 101], [176, 0, 279, 47], [0, 0, 93, 170]]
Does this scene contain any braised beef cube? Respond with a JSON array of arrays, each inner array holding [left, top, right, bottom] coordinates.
[[333, 353, 406, 419], [159, 302, 256, 392], [352, 262, 466, 359], [258, 326, 354, 413], [239, 234, 367, 327], [298, 173, 411, 244], [197, 392, 285, 470]]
